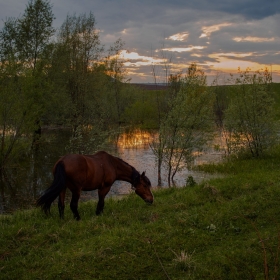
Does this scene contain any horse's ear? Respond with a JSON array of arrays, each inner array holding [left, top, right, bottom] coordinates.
[[141, 171, 146, 177]]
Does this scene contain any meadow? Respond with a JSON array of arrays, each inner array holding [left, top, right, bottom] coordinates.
[[1, 146, 280, 279]]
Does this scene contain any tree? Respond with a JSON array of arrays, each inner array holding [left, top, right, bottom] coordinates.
[[211, 75, 232, 155], [0, 18, 21, 74], [224, 68, 276, 157], [16, 0, 55, 73], [153, 63, 214, 186], [55, 13, 133, 153], [55, 12, 103, 131], [105, 39, 130, 127], [149, 49, 174, 186], [0, 69, 41, 169], [0, 0, 55, 167], [0, 0, 55, 86], [0, 0, 56, 145]]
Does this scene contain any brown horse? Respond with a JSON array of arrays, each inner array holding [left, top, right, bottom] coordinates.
[[36, 151, 153, 220]]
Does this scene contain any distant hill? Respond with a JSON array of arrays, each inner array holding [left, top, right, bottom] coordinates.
[[131, 83, 168, 90]]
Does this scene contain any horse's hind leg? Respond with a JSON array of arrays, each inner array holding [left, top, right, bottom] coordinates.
[[70, 190, 81, 221], [58, 189, 66, 219]]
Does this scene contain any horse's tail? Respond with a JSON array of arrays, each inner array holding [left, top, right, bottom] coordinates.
[[36, 161, 66, 215]]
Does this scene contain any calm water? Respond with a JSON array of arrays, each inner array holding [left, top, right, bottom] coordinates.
[[0, 129, 223, 214]]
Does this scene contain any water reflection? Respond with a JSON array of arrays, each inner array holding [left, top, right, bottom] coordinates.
[[0, 128, 224, 214], [117, 129, 153, 148]]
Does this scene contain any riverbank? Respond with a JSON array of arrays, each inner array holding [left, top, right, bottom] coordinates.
[[1, 147, 280, 279]]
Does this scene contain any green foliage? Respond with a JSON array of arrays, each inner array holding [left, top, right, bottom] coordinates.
[[224, 68, 277, 157], [0, 0, 57, 167], [0, 2, 147, 168], [122, 89, 165, 129], [55, 12, 104, 128], [17, 0, 55, 72], [1, 148, 280, 279], [65, 123, 118, 154], [152, 63, 215, 186], [271, 83, 280, 119], [185, 175, 197, 187], [0, 73, 40, 168], [0, 0, 55, 73]]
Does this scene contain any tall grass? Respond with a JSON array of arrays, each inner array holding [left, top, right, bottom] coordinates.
[[1, 147, 280, 279]]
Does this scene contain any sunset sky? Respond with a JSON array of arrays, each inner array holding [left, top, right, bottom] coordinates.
[[1, 0, 280, 84]]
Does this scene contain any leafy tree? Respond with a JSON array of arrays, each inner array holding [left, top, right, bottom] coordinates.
[[0, 0, 55, 88], [104, 39, 130, 127], [0, 0, 55, 168], [16, 0, 55, 73], [55, 12, 104, 131], [0, 0, 56, 146], [0, 18, 21, 73], [211, 76, 232, 155], [149, 51, 175, 186], [0, 70, 41, 169], [152, 63, 214, 186], [224, 68, 276, 157], [55, 13, 134, 153]]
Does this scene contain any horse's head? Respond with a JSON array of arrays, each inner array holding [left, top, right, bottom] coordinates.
[[132, 171, 153, 204]]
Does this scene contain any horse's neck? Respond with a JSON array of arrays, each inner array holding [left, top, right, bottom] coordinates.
[[114, 158, 134, 184]]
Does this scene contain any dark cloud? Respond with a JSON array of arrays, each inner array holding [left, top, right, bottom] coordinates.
[[213, 0, 280, 19], [143, 0, 280, 19]]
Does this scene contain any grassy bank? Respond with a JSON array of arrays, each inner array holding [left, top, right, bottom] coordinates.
[[1, 149, 280, 279]]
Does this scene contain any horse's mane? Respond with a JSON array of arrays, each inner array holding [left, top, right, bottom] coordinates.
[[113, 155, 140, 184], [116, 156, 131, 167]]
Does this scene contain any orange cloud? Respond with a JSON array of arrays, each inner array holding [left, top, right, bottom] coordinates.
[[207, 53, 279, 73]]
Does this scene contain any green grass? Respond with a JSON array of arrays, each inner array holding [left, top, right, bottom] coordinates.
[[1, 149, 280, 279]]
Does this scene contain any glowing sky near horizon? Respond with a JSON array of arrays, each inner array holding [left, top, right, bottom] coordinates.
[[1, 0, 279, 83]]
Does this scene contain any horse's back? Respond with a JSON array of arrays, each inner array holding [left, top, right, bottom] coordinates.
[[56, 152, 116, 190], [85, 152, 117, 184], [86, 151, 112, 161]]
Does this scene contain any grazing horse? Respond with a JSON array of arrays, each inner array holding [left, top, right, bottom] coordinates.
[[36, 151, 153, 220]]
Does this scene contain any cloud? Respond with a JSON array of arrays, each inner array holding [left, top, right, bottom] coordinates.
[[233, 36, 276, 42], [161, 46, 205, 53], [199, 23, 232, 38], [120, 50, 166, 66], [166, 32, 189, 41], [1, 0, 280, 83], [210, 52, 254, 58], [208, 52, 275, 72]]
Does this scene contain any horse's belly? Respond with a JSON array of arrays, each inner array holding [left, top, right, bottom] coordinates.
[[82, 187, 98, 191], [81, 178, 102, 191]]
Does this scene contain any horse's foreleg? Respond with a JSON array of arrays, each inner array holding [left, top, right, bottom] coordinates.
[[96, 186, 111, 215], [58, 189, 66, 219], [70, 190, 81, 221]]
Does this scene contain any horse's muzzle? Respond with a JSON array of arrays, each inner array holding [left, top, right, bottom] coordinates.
[[145, 198, 153, 204]]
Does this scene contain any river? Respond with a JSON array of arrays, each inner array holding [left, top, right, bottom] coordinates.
[[0, 128, 224, 214]]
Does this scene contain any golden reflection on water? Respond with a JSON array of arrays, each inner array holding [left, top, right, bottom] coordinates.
[[116, 129, 228, 157], [116, 129, 228, 169], [117, 130, 155, 149]]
